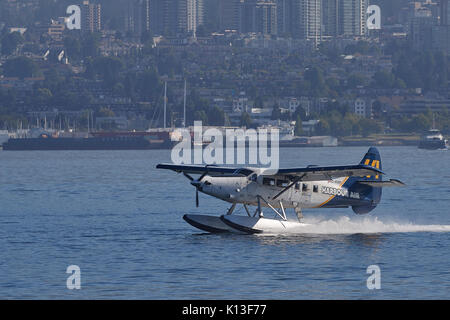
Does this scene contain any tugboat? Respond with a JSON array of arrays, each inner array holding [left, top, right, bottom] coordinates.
[[418, 114, 447, 150], [418, 129, 447, 150]]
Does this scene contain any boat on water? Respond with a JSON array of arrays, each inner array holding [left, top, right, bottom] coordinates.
[[2, 130, 176, 151], [418, 129, 447, 150], [0, 130, 10, 147]]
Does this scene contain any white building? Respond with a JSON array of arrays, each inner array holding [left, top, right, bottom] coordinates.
[[353, 98, 372, 118], [179, 0, 204, 36], [281, 97, 301, 113], [232, 93, 249, 113]]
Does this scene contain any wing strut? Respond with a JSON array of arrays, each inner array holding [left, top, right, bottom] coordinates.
[[272, 174, 306, 200]]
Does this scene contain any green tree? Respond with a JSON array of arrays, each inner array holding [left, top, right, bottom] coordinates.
[[347, 74, 368, 89], [35, 88, 52, 106], [1, 32, 23, 55], [3, 56, 39, 78], [98, 107, 115, 117], [64, 36, 82, 61], [240, 112, 252, 128], [359, 118, 383, 137], [194, 110, 208, 125], [271, 105, 282, 120], [373, 71, 396, 89], [81, 33, 100, 58], [208, 106, 225, 126], [93, 56, 124, 85], [137, 70, 160, 101], [304, 67, 326, 96], [316, 119, 330, 135], [412, 113, 431, 132]]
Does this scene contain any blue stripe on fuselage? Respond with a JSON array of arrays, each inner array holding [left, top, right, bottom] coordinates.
[[321, 176, 377, 208]]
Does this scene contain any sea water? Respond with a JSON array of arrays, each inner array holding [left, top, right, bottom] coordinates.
[[0, 146, 449, 299]]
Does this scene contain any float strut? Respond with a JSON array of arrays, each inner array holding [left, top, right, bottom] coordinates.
[[227, 203, 236, 215]]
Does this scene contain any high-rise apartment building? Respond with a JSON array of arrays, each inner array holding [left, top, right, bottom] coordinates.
[[239, 0, 277, 35], [277, 0, 294, 37], [149, 0, 176, 36], [178, 0, 204, 35], [431, 0, 450, 53], [81, 0, 101, 33], [411, 6, 435, 50], [338, 0, 369, 37], [125, 0, 150, 38], [219, 0, 241, 31], [256, 1, 278, 35], [440, 0, 450, 25], [298, 0, 322, 42], [147, 0, 203, 36], [322, 0, 339, 37]]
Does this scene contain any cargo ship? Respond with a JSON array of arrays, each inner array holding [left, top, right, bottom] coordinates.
[[2, 130, 176, 151]]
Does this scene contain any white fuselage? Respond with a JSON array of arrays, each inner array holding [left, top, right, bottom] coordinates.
[[198, 174, 357, 209]]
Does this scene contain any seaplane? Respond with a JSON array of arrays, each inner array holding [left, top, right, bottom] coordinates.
[[156, 147, 405, 234]]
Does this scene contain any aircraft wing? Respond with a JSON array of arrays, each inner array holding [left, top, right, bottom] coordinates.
[[157, 163, 383, 181], [273, 165, 384, 181], [156, 163, 254, 176]]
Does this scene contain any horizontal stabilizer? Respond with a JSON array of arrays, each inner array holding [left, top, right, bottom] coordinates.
[[275, 164, 384, 181], [357, 179, 405, 187]]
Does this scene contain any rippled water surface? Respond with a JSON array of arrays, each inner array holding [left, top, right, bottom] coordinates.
[[0, 146, 449, 299]]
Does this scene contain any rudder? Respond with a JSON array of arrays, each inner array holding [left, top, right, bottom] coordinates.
[[352, 147, 382, 214]]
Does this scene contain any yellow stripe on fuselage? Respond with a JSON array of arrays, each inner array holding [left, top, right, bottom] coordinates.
[[313, 177, 349, 208], [375, 160, 380, 179]]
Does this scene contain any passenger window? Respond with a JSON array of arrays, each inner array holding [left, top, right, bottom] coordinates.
[[263, 177, 275, 186], [302, 184, 308, 192], [277, 180, 289, 187], [295, 182, 300, 190], [313, 185, 319, 193]]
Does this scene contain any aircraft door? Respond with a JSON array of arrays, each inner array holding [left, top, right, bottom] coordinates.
[[243, 173, 259, 200]]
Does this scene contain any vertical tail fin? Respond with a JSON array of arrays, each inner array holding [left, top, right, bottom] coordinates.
[[359, 147, 382, 181], [352, 147, 382, 214]]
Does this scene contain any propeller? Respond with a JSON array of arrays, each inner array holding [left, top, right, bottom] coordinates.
[[183, 169, 209, 208], [196, 188, 199, 207]]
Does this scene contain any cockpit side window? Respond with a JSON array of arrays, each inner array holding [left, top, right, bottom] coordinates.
[[249, 173, 257, 182]]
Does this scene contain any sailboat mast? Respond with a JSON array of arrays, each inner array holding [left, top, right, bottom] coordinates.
[[164, 81, 167, 129], [183, 79, 186, 128]]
